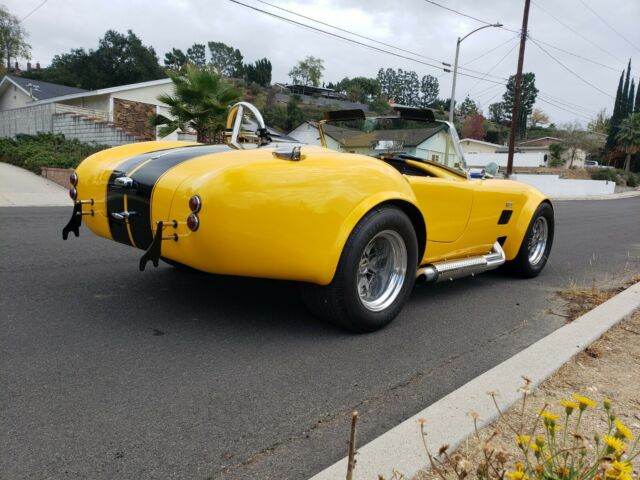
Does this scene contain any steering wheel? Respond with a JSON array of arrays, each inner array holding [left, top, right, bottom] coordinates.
[[225, 102, 271, 148]]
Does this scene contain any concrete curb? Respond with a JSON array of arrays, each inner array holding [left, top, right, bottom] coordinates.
[[551, 190, 640, 201], [309, 281, 640, 480]]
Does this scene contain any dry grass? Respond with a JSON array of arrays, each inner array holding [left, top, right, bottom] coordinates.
[[556, 275, 640, 321]]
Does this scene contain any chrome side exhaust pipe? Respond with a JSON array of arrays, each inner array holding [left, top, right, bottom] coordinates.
[[416, 241, 506, 283]]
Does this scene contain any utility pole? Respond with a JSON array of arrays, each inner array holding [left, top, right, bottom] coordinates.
[[506, 0, 532, 178]]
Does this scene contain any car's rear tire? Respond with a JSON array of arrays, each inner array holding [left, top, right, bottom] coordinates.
[[506, 202, 554, 278], [301, 206, 418, 333]]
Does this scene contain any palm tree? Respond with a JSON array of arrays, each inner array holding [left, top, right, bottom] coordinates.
[[150, 64, 241, 143], [616, 113, 640, 172]]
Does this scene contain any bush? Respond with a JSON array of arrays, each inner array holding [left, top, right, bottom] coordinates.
[[590, 168, 639, 187], [0, 133, 108, 173]]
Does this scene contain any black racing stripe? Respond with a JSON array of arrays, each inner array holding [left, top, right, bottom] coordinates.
[[106, 149, 180, 246], [127, 145, 231, 249]]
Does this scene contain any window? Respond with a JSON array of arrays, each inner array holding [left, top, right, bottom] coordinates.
[[431, 154, 440, 162]]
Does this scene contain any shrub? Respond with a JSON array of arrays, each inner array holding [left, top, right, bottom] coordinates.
[[590, 168, 639, 187], [418, 383, 639, 480], [0, 133, 108, 173]]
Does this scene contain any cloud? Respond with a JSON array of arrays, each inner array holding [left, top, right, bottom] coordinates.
[[12, 0, 640, 124]]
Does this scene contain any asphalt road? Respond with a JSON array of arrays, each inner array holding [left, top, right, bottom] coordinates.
[[2, 199, 639, 480]]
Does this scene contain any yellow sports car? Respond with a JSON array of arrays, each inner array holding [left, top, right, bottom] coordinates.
[[63, 102, 553, 332]]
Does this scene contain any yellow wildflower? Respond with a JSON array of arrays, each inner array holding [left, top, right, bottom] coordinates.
[[516, 435, 531, 446], [605, 460, 632, 479], [529, 443, 540, 452], [614, 419, 634, 441], [603, 435, 626, 455], [506, 463, 528, 480], [535, 435, 545, 447], [559, 399, 578, 415], [572, 394, 597, 410], [604, 399, 612, 410], [556, 466, 569, 478], [541, 411, 560, 421]]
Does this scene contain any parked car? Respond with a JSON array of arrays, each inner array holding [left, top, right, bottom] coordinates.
[[585, 160, 599, 167], [63, 102, 554, 332]]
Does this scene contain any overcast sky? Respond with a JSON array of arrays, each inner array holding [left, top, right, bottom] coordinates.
[[9, 0, 640, 125]]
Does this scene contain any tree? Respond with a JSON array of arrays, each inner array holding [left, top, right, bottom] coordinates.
[[628, 79, 635, 117], [548, 143, 567, 167], [488, 102, 506, 125], [28, 30, 165, 89], [244, 58, 272, 87], [208, 41, 243, 77], [419, 74, 439, 107], [503, 72, 538, 140], [561, 121, 588, 168], [529, 109, 549, 128], [461, 114, 485, 140], [0, 5, 30, 68], [615, 113, 640, 172], [335, 77, 380, 103], [186, 43, 206, 67], [457, 96, 478, 117], [149, 64, 240, 143], [164, 48, 187, 70], [588, 109, 610, 134], [288, 56, 324, 86]]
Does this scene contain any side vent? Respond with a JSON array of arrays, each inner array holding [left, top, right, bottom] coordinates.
[[498, 210, 513, 225]]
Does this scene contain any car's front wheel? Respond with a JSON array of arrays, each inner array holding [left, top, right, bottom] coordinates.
[[506, 202, 554, 278], [301, 206, 418, 332]]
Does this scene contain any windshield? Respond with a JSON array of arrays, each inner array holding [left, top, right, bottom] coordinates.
[[320, 117, 467, 173]]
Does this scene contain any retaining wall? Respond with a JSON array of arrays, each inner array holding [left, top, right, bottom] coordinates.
[[513, 174, 616, 197], [52, 112, 136, 146]]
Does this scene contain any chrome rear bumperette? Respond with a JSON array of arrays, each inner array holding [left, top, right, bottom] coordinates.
[[416, 241, 506, 283]]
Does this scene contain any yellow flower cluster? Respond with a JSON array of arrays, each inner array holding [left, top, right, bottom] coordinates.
[[614, 419, 634, 441], [573, 394, 598, 410], [605, 460, 633, 480], [603, 435, 626, 456], [506, 463, 529, 480]]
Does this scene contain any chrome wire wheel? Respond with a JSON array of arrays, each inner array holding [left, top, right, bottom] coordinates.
[[528, 216, 549, 266], [357, 230, 408, 312]]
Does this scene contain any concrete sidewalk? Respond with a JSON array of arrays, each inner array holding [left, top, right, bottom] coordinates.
[[0, 162, 72, 207]]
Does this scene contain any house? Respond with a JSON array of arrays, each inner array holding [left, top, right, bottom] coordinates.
[[310, 123, 461, 166], [0, 75, 86, 110], [0, 75, 183, 145], [288, 121, 323, 145], [459, 138, 502, 154]]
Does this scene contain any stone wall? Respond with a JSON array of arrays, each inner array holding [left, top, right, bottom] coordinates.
[[52, 112, 137, 146], [113, 98, 156, 141], [41, 167, 74, 188]]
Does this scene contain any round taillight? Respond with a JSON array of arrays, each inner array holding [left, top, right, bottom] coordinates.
[[186, 213, 199, 231], [70, 171, 78, 186], [69, 187, 78, 200], [188, 194, 201, 213]]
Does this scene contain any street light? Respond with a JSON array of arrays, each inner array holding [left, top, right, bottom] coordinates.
[[448, 23, 503, 124]]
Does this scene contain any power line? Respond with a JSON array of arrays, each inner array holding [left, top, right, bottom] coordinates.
[[250, 0, 506, 81], [422, 0, 636, 80], [461, 35, 519, 66], [462, 41, 519, 99], [537, 96, 595, 122], [531, 0, 624, 63], [21, 0, 50, 21], [530, 38, 614, 99], [421, 0, 520, 34], [578, 0, 640, 54], [228, 0, 507, 85]]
